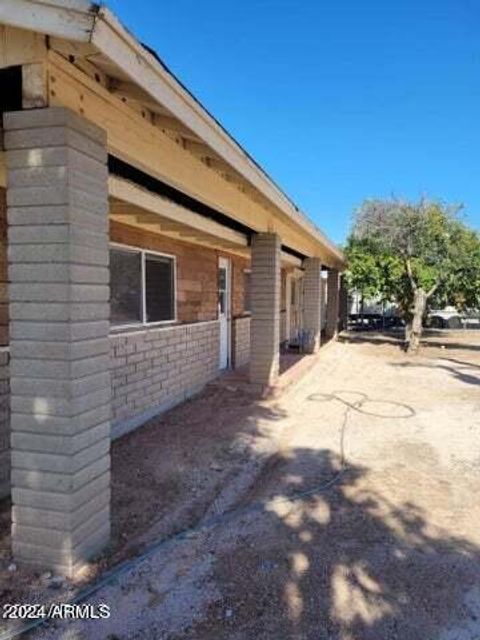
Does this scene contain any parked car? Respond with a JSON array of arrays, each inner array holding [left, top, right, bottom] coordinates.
[[426, 308, 463, 329]]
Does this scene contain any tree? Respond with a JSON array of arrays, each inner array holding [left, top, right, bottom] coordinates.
[[345, 198, 480, 352], [343, 238, 382, 317]]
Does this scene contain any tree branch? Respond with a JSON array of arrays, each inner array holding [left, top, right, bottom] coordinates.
[[426, 280, 440, 298], [405, 258, 417, 291]]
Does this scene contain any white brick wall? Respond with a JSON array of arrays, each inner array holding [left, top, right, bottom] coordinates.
[[110, 321, 220, 438], [233, 316, 250, 368], [0, 349, 9, 499]]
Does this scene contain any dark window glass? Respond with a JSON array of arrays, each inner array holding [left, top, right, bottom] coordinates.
[[218, 266, 227, 315], [110, 248, 142, 325], [145, 253, 175, 322], [244, 271, 251, 313]]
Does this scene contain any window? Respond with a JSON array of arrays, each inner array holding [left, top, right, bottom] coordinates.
[[145, 252, 175, 322], [110, 248, 142, 325], [243, 270, 251, 313], [110, 245, 176, 327], [218, 265, 227, 315]]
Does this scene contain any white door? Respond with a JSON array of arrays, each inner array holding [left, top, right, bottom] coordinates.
[[218, 257, 231, 369]]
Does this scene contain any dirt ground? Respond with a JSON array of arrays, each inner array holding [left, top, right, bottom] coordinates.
[[2, 330, 480, 639]]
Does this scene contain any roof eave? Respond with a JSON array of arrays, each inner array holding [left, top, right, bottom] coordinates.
[[0, 0, 345, 266]]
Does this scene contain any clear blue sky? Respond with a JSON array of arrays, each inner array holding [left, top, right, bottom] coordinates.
[[107, 0, 480, 244]]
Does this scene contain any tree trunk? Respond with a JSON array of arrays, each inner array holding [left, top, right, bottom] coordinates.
[[405, 288, 427, 353]]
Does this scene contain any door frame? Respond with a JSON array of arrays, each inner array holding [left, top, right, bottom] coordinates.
[[218, 256, 231, 369]]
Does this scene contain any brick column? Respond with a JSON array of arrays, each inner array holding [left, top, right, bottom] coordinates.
[[325, 268, 340, 339], [249, 233, 280, 388], [4, 107, 110, 576], [302, 258, 322, 353]]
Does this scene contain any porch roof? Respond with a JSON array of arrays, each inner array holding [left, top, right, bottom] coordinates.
[[0, 0, 344, 268]]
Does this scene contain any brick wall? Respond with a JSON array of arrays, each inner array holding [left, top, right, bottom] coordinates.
[[233, 316, 250, 368], [111, 221, 250, 324], [0, 349, 9, 499], [111, 221, 218, 323], [110, 321, 220, 438], [231, 256, 249, 317]]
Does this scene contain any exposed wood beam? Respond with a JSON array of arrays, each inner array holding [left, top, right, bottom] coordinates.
[[108, 78, 168, 115], [22, 61, 47, 108], [48, 50, 337, 265], [154, 115, 200, 141], [0, 25, 46, 69], [281, 251, 303, 268], [0, 2, 343, 266], [109, 176, 249, 248], [110, 217, 249, 257]]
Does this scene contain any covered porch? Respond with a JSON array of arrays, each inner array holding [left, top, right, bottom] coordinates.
[[0, 4, 344, 577]]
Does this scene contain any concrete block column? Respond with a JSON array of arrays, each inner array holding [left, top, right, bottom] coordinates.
[[3, 107, 111, 576], [325, 268, 340, 339], [302, 258, 322, 353], [249, 233, 281, 387]]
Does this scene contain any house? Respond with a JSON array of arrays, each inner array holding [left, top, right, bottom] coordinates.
[[0, 0, 344, 576]]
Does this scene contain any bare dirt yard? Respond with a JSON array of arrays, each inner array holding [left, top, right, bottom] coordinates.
[[3, 330, 480, 640]]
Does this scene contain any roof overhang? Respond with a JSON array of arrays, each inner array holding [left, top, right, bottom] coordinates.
[[0, 0, 344, 267]]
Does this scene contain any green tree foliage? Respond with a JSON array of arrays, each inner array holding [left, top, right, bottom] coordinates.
[[344, 198, 480, 352]]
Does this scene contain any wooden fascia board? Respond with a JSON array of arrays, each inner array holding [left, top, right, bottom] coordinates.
[[0, 0, 96, 42]]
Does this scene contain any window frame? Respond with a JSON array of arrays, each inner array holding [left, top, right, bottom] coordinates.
[[110, 242, 177, 330]]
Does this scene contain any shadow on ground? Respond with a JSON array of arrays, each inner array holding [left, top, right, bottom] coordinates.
[[185, 445, 480, 640], [340, 329, 480, 354], [391, 359, 480, 387], [2, 338, 480, 640]]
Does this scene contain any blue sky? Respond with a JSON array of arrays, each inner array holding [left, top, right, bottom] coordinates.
[[107, 0, 480, 244]]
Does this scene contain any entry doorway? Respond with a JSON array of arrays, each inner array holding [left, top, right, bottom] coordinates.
[[218, 257, 231, 369]]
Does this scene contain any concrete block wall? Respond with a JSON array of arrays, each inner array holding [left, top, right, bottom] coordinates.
[[0, 190, 9, 499], [0, 188, 8, 345], [0, 349, 9, 499], [110, 320, 220, 438], [233, 316, 250, 369]]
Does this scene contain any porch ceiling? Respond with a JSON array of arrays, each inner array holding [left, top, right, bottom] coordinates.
[[109, 176, 250, 258], [109, 177, 303, 267]]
